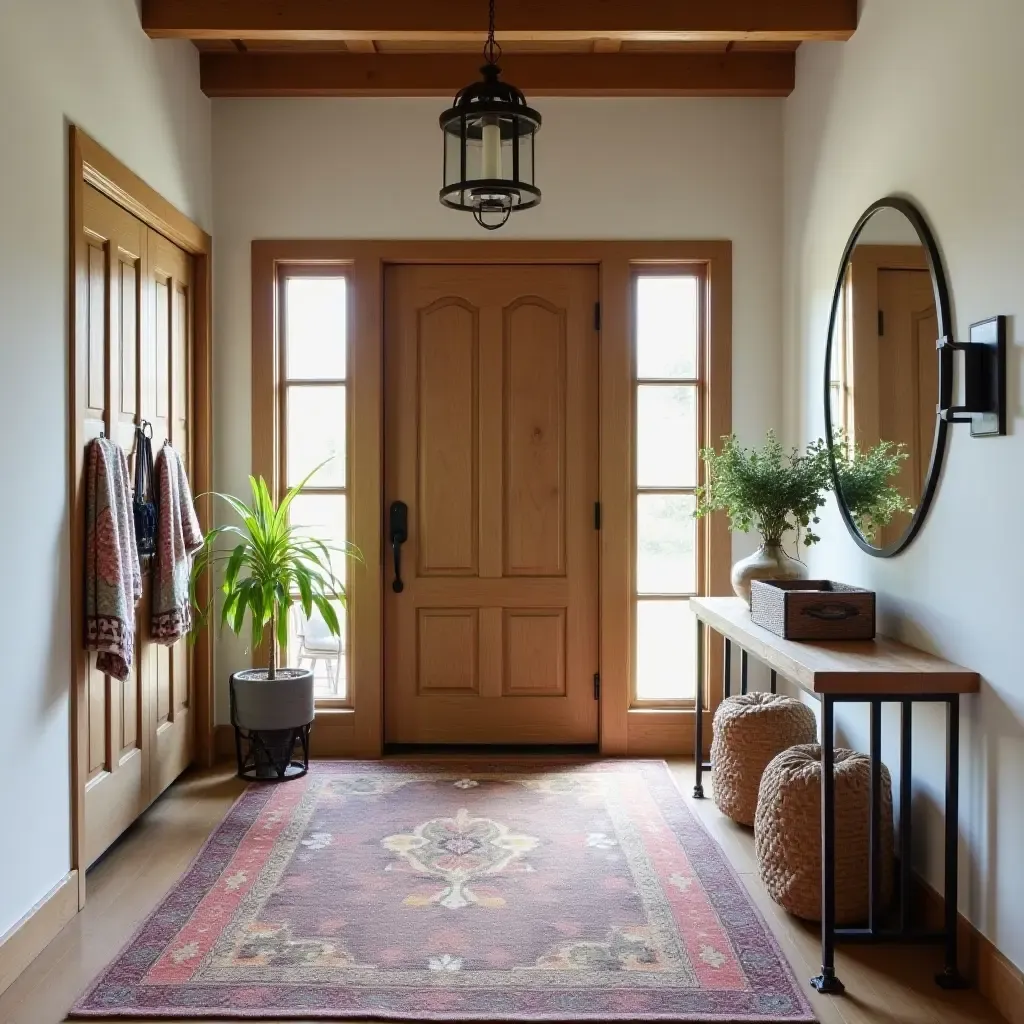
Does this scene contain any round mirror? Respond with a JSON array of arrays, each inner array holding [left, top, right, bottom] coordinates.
[[824, 197, 952, 556]]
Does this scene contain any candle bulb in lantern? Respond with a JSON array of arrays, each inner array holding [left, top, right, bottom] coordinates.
[[482, 120, 501, 180]]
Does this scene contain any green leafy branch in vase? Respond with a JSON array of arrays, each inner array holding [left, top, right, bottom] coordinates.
[[694, 430, 914, 548], [694, 431, 832, 549]]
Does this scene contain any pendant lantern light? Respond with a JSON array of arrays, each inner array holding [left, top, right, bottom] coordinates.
[[439, 0, 542, 230]]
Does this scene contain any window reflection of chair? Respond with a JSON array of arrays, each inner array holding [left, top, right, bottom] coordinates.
[[292, 605, 342, 695]]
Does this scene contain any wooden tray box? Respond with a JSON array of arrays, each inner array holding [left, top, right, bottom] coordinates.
[[749, 580, 876, 641]]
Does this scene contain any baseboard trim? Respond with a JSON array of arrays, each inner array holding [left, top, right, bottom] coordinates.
[[0, 870, 79, 997], [914, 874, 1024, 1023]]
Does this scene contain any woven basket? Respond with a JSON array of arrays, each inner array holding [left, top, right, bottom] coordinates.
[[755, 743, 894, 924], [710, 693, 817, 826]]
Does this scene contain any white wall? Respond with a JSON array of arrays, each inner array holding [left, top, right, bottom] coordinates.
[[0, 0, 211, 936], [211, 96, 785, 717], [783, 0, 1024, 969]]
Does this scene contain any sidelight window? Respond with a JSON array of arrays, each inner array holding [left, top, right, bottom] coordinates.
[[279, 272, 350, 702], [632, 274, 703, 704]]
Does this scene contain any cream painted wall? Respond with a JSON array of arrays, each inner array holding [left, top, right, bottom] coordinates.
[[211, 96, 785, 718], [0, 0, 211, 935], [783, 0, 1024, 968]]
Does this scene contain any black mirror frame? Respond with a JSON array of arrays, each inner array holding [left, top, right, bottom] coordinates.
[[824, 196, 954, 558]]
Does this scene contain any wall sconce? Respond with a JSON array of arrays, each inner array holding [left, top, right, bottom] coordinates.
[[938, 315, 1006, 437]]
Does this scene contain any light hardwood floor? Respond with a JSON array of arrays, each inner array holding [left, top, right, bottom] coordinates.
[[0, 760, 1005, 1024]]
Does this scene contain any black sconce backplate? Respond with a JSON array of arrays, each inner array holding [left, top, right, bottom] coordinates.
[[938, 315, 1006, 437]]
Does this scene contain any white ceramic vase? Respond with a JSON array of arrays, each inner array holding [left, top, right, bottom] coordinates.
[[730, 540, 808, 608]]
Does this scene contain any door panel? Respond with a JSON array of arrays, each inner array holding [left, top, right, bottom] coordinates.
[[504, 299, 566, 577], [417, 300, 478, 576], [385, 264, 599, 745], [78, 190, 195, 866], [418, 609, 479, 693], [504, 609, 566, 695]]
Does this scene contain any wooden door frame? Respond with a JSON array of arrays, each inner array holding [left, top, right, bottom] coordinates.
[[251, 240, 732, 759], [69, 127, 214, 909]]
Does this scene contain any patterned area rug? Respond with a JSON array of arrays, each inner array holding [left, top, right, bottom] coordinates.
[[71, 761, 815, 1021]]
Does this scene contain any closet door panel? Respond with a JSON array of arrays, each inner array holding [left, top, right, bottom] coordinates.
[[118, 258, 139, 449]]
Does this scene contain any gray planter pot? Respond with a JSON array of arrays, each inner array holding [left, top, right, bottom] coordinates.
[[230, 668, 315, 731]]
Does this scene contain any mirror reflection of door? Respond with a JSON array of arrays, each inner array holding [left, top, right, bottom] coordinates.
[[838, 237, 938, 549]]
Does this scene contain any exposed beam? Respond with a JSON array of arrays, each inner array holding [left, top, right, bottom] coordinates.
[[144, 0, 856, 42], [200, 51, 795, 98]]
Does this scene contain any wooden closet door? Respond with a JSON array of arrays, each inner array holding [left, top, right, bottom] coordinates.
[[384, 264, 600, 745], [76, 195, 196, 867], [145, 230, 195, 796], [79, 187, 149, 867]]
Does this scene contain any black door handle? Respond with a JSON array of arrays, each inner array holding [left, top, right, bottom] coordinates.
[[389, 501, 408, 593]]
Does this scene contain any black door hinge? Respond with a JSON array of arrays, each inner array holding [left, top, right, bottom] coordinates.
[[878, 309, 885, 336], [594, 501, 602, 530], [593, 673, 601, 700], [594, 301, 601, 331]]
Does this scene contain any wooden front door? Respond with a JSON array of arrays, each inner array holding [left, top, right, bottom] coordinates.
[[77, 187, 195, 866], [384, 265, 599, 745]]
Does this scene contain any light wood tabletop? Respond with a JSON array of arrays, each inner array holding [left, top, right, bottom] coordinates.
[[691, 596, 979, 696]]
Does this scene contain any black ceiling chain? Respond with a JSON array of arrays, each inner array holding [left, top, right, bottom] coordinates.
[[483, 0, 502, 65]]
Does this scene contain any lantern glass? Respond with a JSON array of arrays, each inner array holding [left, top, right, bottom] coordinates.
[[439, 71, 542, 228], [516, 127, 535, 188], [443, 121, 465, 201]]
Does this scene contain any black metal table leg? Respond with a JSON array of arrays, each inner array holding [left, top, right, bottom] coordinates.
[[899, 700, 913, 933], [740, 649, 749, 694], [770, 669, 777, 694], [724, 638, 732, 699], [869, 699, 882, 933], [936, 695, 969, 989], [693, 621, 706, 799], [812, 695, 845, 994]]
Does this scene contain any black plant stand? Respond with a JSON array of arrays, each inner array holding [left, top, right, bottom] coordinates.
[[234, 723, 311, 781]]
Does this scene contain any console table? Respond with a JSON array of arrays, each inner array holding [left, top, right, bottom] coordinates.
[[690, 596, 979, 995]]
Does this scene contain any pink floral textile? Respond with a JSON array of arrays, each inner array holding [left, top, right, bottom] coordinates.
[[151, 444, 202, 644], [71, 761, 815, 1021], [84, 437, 141, 681]]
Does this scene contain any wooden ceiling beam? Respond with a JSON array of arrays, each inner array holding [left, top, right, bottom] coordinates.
[[199, 51, 796, 98], [143, 0, 856, 42]]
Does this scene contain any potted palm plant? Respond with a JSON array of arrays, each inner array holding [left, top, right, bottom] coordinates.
[[190, 463, 355, 780]]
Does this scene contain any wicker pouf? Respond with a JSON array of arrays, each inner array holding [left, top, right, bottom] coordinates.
[[710, 693, 817, 826], [755, 743, 894, 924]]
